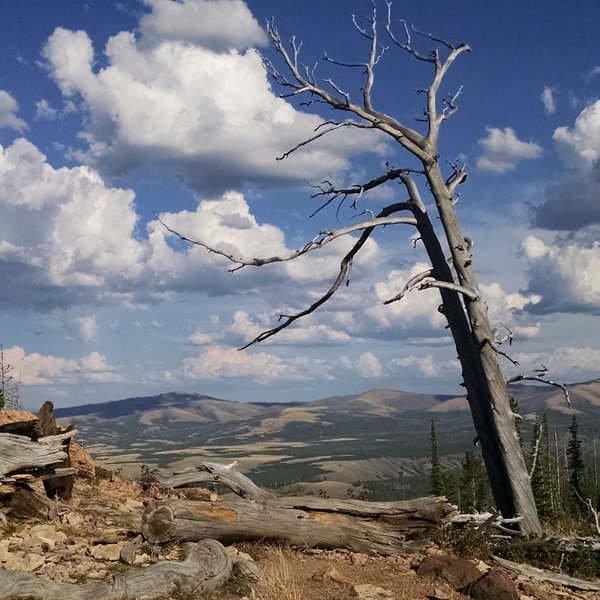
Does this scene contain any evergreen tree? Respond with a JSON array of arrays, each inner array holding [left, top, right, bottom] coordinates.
[[430, 420, 445, 496], [567, 414, 585, 514], [459, 451, 492, 512]]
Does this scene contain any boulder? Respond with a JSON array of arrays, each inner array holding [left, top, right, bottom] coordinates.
[[467, 567, 518, 600], [416, 554, 481, 590]]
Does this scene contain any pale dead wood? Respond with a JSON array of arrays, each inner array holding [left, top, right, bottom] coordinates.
[[0, 431, 75, 480], [0, 540, 233, 600], [492, 554, 600, 592], [450, 512, 524, 537], [141, 495, 457, 555], [156, 212, 416, 273], [507, 373, 570, 408], [159, 461, 275, 502]]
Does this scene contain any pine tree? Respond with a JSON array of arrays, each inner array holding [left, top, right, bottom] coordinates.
[[430, 420, 445, 496], [567, 414, 585, 514], [459, 451, 492, 512]]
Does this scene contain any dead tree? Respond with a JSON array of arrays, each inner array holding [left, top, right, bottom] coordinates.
[[163, 5, 542, 534]]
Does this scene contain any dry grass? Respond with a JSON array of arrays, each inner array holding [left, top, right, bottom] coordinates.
[[250, 546, 304, 600]]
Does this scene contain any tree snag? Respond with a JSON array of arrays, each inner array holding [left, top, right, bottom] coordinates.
[[160, 5, 542, 534]]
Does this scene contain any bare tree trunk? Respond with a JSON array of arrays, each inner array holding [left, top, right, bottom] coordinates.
[[424, 166, 541, 535]]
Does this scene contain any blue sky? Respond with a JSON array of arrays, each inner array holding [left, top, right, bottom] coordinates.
[[1, 0, 599, 409]]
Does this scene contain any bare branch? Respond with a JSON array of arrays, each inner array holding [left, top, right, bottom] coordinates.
[[494, 323, 514, 346], [265, 18, 428, 158], [384, 267, 433, 304], [398, 171, 426, 212], [478, 336, 519, 367], [240, 203, 413, 348], [309, 169, 423, 217], [240, 230, 369, 349], [309, 169, 417, 216], [385, 3, 470, 145], [419, 279, 479, 301], [155, 212, 416, 273], [409, 23, 459, 52], [445, 161, 468, 195], [506, 374, 571, 408], [385, 4, 435, 64], [276, 120, 369, 161], [441, 85, 464, 120], [426, 44, 470, 143]]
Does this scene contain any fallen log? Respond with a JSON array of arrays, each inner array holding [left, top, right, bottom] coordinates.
[[0, 431, 75, 480], [492, 554, 600, 592], [0, 539, 233, 600], [142, 495, 456, 555]]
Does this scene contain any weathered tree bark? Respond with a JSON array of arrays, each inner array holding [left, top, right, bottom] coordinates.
[[413, 165, 541, 535], [142, 495, 456, 555], [0, 430, 74, 479], [0, 540, 233, 600]]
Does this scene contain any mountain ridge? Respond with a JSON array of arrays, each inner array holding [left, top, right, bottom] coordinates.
[[54, 379, 600, 491]]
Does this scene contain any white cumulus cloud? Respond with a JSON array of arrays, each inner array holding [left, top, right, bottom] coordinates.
[[42, 3, 385, 194], [4, 346, 121, 385], [182, 345, 333, 383], [477, 127, 543, 173], [541, 86, 556, 115], [554, 99, 600, 170], [522, 233, 600, 313], [356, 352, 383, 378], [139, 0, 267, 51], [0, 90, 27, 131], [34, 99, 58, 121]]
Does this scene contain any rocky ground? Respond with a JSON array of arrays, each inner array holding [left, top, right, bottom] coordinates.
[[0, 471, 599, 600]]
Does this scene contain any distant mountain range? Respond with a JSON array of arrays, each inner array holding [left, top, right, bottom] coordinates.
[[56, 379, 600, 496]]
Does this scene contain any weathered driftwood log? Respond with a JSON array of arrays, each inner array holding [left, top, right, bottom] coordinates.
[[0, 431, 75, 480], [159, 461, 274, 502], [0, 540, 233, 600], [142, 495, 456, 555], [492, 554, 600, 592]]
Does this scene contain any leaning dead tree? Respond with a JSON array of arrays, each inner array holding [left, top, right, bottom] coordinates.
[[164, 6, 543, 534]]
